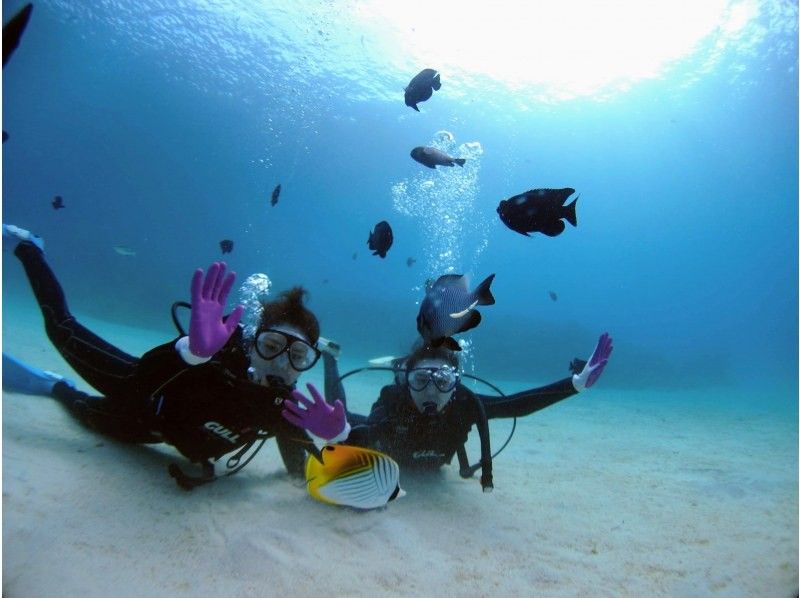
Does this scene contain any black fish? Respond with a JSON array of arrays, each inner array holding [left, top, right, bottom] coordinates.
[[416, 273, 495, 351], [220, 239, 234, 254], [406, 257, 416, 267], [497, 188, 578, 237], [271, 184, 281, 207], [410, 146, 466, 169], [2, 131, 8, 143], [548, 290, 557, 302], [569, 358, 586, 375], [405, 68, 441, 111], [367, 220, 393, 258], [52, 195, 64, 210], [3, 3, 32, 68]]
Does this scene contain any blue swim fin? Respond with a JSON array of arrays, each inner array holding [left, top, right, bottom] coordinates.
[[2, 353, 72, 395]]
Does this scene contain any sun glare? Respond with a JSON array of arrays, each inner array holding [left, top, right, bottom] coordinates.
[[355, 0, 755, 99]]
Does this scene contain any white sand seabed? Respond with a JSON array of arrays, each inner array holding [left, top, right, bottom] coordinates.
[[2, 300, 798, 596]]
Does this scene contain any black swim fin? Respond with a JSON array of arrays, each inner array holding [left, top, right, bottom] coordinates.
[[3, 3, 33, 68]]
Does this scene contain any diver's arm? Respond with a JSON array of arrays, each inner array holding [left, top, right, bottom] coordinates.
[[341, 386, 397, 448], [477, 378, 578, 419], [479, 332, 614, 419], [322, 352, 347, 406]]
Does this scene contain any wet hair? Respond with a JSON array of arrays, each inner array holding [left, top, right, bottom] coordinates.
[[257, 286, 320, 344], [405, 339, 459, 371]]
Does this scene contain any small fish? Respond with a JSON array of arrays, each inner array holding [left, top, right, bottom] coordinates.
[[497, 188, 578, 237], [548, 290, 558, 302], [113, 245, 136, 257], [569, 358, 587, 375], [51, 195, 65, 210], [352, 252, 358, 260], [417, 273, 495, 351], [271, 183, 281, 207], [368, 220, 393, 258], [306, 444, 405, 510], [220, 239, 233, 254], [322, 278, 329, 284], [404, 68, 441, 112], [406, 257, 416, 267], [2, 131, 8, 143], [410, 146, 466, 169], [3, 3, 33, 68]]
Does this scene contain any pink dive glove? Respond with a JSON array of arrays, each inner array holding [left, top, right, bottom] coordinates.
[[283, 383, 348, 441], [188, 262, 244, 358], [573, 332, 614, 391]]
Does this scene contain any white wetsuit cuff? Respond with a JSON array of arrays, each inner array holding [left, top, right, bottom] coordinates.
[[175, 336, 212, 365], [307, 421, 352, 449]]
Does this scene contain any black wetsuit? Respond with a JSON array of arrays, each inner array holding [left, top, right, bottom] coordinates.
[[14, 242, 309, 481], [322, 353, 577, 489]]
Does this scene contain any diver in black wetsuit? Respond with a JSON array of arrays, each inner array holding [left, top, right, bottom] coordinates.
[[3, 225, 348, 488], [316, 335, 613, 492]]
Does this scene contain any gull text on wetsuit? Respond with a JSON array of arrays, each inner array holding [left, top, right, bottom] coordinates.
[[204, 421, 240, 444]]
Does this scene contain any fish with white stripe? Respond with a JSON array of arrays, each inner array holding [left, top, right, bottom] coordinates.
[[305, 444, 405, 510]]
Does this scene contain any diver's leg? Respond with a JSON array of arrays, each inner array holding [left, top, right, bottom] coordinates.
[[13, 241, 138, 396], [51, 381, 161, 444]]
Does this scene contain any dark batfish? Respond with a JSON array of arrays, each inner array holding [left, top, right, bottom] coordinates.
[[3, 3, 32, 68], [52, 195, 64, 210], [410, 146, 466, 169], [271, 183, 281, 207], [548, 290, 558, 302], [497, 188, 578, 237], [368, 220, 393, 258], [417, 273, 495, 351], [405, 68, 441, 111], [406, 257, 416, 267], [220, 239, 234, 254]]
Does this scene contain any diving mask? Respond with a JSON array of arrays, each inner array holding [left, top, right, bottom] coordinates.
[[254, 328, 321, 372], [406, 365, 460, 393]]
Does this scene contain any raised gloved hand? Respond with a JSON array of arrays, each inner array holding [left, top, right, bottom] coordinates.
[[572, 332, 614, 392], [188, 262, 244, 358], [283, 383, 349, 442]]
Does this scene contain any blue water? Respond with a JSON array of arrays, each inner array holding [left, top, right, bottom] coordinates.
[[2, 0, 797, 404]]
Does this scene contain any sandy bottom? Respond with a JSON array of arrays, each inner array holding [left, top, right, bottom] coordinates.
[[2, 299, 797, 596]]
